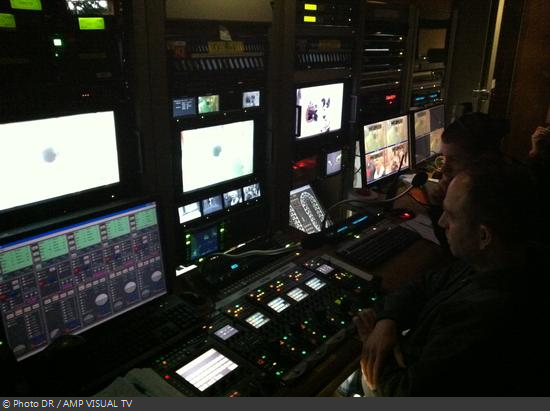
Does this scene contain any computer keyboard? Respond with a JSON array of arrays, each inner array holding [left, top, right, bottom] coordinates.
[[337, 225, 421, 269]]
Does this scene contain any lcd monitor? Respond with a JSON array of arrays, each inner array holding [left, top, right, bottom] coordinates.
[[202, 195, 223, 216], [413, 104, 445, 165], [289, 185, 327, 234], [243, 183, 261, 201], [173, 97, 196, 118], [326, 150, 342, 176], [198, 95, 220, 114], [0, 111, 120, 212], [178, 202, 202, 224], [223, 189, 243, 208], [362, 115, 410, 186], [242, 91, 260, 108], [180, 120, 254, 193], [0, 201, 166, 360], [296, 82, 344, 139]]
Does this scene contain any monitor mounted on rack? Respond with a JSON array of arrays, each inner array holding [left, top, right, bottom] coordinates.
[[0, 200, 167, 361], [0, 111, 120, 214], [412, 104, 445, 165], [360, 114, 410, 186], [295, 82, 344, 140]]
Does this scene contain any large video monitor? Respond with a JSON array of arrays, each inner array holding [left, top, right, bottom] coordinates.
[[361, 114, 410, 186], [180, 120, 254, 193], [413, 104, 445, 165], [296, 82, 344, 139], [0, 201, 167, 360], [0, 111, 120, 213]]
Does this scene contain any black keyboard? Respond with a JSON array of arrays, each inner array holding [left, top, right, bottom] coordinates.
[[337, 225, 421, 269]]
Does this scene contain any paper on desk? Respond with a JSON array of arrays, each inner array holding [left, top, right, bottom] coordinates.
[[401, 214, 440, 245]]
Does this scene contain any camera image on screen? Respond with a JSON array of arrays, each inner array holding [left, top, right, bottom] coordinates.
[[223, 189, 243, 208], [198, 95, 220, 114], [296, 83, 344, 139], [242, 91, 260, 108], [243, 183, 261, 201], [326, 150, 342, 175], [180, 120, 254, 192], [202, 195, 223, 216]]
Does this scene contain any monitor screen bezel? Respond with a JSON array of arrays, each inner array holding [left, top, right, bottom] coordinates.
[[295, 80, 347, 141], [411, 103, 445, 167], [359, 113, 412, 188], [175, 114, 259, 196], [0, 107, 131, 232], [0, 197, 169, 361]]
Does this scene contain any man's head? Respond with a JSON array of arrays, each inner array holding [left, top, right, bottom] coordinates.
[[438, 159, 535, 269], [441, 112, 509, 181]]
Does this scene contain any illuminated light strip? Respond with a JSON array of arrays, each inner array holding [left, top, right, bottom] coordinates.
[[304, 3, 317, 10], [10, 0, 42, 11], [303, 15, 317, 23], [0, 13, 16, 29], [365, 48, 390, 52]]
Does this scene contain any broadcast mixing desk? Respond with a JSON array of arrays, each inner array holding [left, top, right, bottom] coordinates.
[[1, 199, 450, 397]]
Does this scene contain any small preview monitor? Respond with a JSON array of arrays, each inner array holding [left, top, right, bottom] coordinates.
[[201, 195, 223, 216], [0, 111, 120, 213], [178, 202, 202, 224], [326, 149, 342, 176], [243, 183, 261, 201], [223, 189, 243, 208], [296, 82, 344, 139], [180, 120, 254, 193], [288, 185, 327, 234], [66, 0, 113, 15], [0, 201, 167, 360], [362, 115, 410, 186], [413, 104, 445, 165], [198, 95, 220, 114], [242, 91, 260, 108], [176, 348, 238, 392], [188, 226, 218, 260], [173, 97, 196, 118]]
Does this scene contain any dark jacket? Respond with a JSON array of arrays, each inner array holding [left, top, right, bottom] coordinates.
[[374, 260, 549, 396]]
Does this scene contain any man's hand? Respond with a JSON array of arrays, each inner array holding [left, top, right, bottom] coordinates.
[[354, 311, 405, 390]]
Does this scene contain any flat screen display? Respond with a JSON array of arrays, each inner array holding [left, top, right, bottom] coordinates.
[[362, 115, 410, 185], [180, 120, 254, 192], [0, 202, 166, 360], [223, 189, 243, 208], [178, 202, 202, 224], [296, 82, 344, 139], [413, 105, 445, 164], [198, 95, 220, 114], [326, 150, 342, 175], [242, 91, 260, 108], [202, 195, 223, 216], [176, 348, 238, 392], [243, 183, 261, 201], [289, 185, 327, 234], [189, 226, 218, 260], [173, 97, 196, 118], [0, 111, 120, 212]]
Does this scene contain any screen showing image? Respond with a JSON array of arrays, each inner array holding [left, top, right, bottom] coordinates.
[[180, 120, 254, 192], [242, 91, 260, 108], [267, 297, 291, 313], [245, 312, 270, 329], [201, 195, 223, 216], [288, 185, 327, 234], [0, 111, 120, 212], [326, 150, 342, 175], [189, 226, 218, 260], [287, 288, 309, 302], [176, 348, 238, 392], [178, 202, 202, 224], [223, 189, 243, 208], [296, 82, 344, 139], [214, 324, 239, 341], [198, 95, 220, 114], [414, 105, 445, 164], [243, 183, 261, 201], [363, 115, 409, 185], [0, 202, 166, 360], [173, 97, 196, 118]]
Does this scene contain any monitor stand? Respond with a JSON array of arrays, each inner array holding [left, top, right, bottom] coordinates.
[[349, 187, 380, 201]]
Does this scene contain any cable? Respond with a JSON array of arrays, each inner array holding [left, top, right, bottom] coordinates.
[[207, 243, 301, 260]]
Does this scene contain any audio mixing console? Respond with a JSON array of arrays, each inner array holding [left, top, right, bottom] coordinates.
[[151, 255, 380, 396]]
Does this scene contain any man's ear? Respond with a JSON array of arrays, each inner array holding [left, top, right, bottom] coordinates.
[[479, 224, 492, 250]]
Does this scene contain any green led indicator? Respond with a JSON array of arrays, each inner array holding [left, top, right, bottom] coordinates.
[[0, 13, 16, 29], [78, 17, 105, 31], [220, 228, 225, 233], [10, 0, 42, 11], [52, 38, 63, 47]]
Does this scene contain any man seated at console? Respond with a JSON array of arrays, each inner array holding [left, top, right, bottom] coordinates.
[[350, 159, 548, 396]]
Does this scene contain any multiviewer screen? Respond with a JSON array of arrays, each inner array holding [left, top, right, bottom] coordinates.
[[362, 115, 409, 185], [413, 105, 445, 164], [0, 202, 167, 360], [180, 120, 254, 193], [296, 82, 344, 139], [0, 111, 120, 212]]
